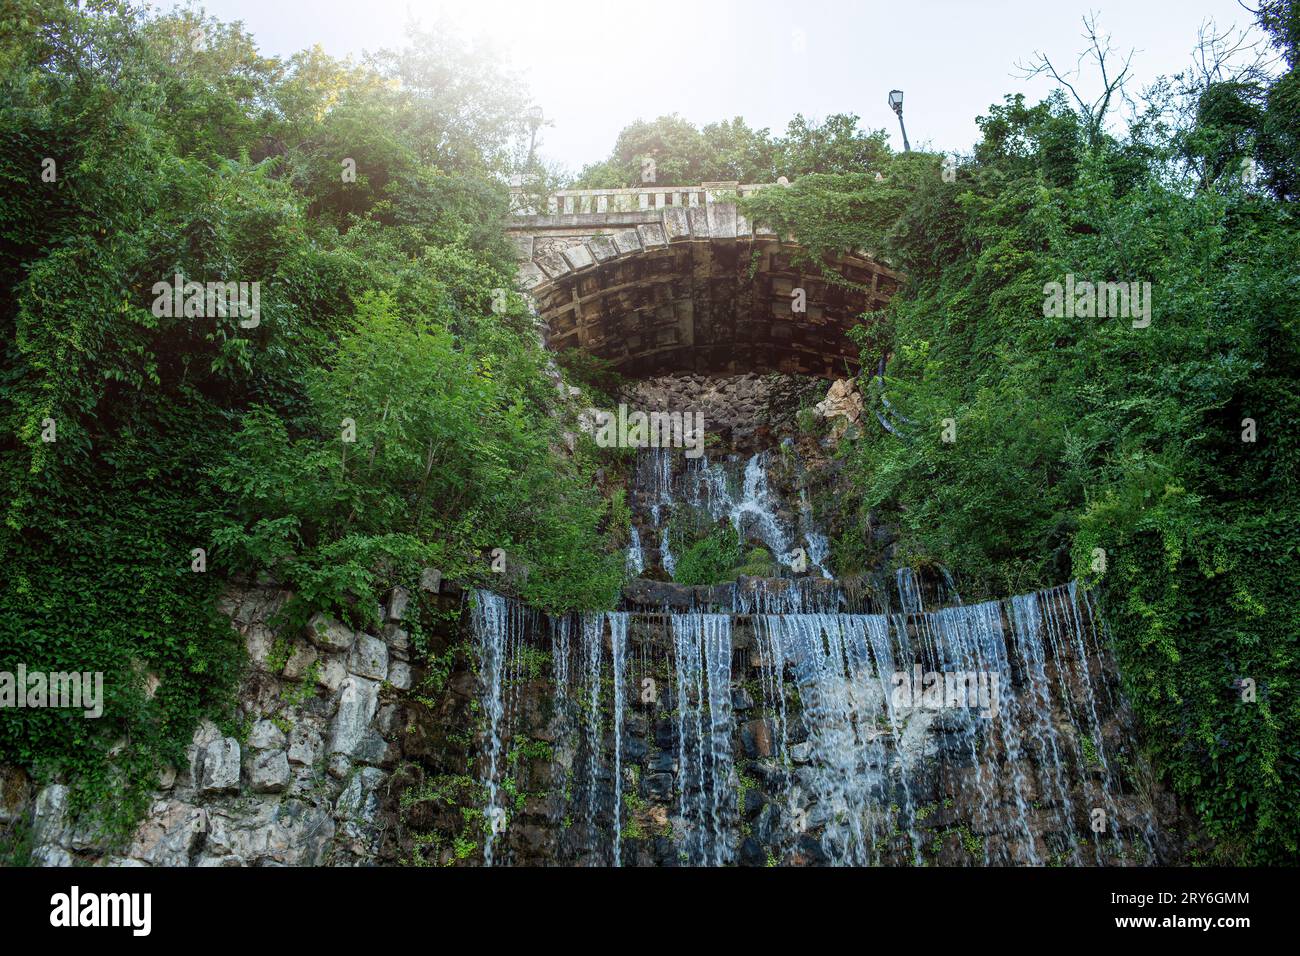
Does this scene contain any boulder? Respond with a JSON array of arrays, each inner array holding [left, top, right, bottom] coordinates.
[[199, 737, 241, 794], [202, 799, 334, 866], [126, 801, 207, 866], [739, 836, 767, 866], [381, 623, 410, 656], [316, 656, 348, 693], [248, 719, 286, 751], [306, 612, 356, 652], [387, 660, 412, 691], [741, 718, 774, 758], [386, 586, 412, 622], [644, 773, 674, 803], [287, 723, 323, 766], [814, 377, 865, 435], [334, 767, 386, 822], [283, 642, 318, 680], [246, 749, 291, 794], [347, 633, 388, 681], [328, 676, 380, 757]]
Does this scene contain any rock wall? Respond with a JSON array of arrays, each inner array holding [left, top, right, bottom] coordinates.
[[619, 372, 825, 451], [7, 581, 443, 867]]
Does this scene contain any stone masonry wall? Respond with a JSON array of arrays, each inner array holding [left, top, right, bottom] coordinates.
[[5, 580, 442, 867]]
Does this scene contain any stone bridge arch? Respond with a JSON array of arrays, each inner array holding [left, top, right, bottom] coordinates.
[[508, 183, 900, 379]]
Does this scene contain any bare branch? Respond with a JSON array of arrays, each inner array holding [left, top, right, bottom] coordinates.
[[1015, 13, 1137, 144]]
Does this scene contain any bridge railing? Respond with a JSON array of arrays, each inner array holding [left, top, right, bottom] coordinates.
[[509, 181, 781, 216]]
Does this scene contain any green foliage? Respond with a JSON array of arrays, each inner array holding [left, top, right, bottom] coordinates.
[[0, 0, 621, 837], [573, 112, 891, 187], [672, 525, 744, 586], [553, 348, 625, 408]]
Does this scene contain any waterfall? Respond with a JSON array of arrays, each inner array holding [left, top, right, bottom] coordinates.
[[626, 446, 836, 581], [939, 566, 963, 605], [659, 525, 676, 578], [804, 530, 833, 579], [702, 615, 735, 865], [671, 613, 735, 865], [470, 589, 509, 866], [753, 614, 790, 758], [790, 439, 835, 579], [734, 575, 844, 614], [581, 611, 603, 852], [608, 611, 628, 866], [730, 453, 792, 565], [466, 580, 1147, 868], [1010, 592, 1077, 863], [626, 525, 645, 574], [740, 589, 1142, 867], [550, 613, 571, 707], [895, 567, 924, 615]]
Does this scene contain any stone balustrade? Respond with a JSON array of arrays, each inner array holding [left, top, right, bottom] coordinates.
[[513, 181, 777, 216]]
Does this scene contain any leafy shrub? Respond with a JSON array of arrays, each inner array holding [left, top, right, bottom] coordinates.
[[672, 525, 744, 586]]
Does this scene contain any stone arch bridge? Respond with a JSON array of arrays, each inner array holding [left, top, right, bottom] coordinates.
[[508, 183, 900, 379]]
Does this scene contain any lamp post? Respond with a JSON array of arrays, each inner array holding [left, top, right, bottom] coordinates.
[[888, 90, 910, 153]]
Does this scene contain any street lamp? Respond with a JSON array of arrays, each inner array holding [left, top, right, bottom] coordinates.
[[888, 90, 910, 153]]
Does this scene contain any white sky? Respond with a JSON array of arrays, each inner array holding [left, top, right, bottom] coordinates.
[[182, 0, 1259, 174]]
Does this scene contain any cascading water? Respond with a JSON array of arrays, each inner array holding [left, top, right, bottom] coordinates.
[[626, 446, 833, 580], [470, 589, 509, 866], [777, 612, 889, 864], [550, 613, 571, 707], [608, 611, 628, 866], [895, 567, 924, 615], [581, 611, 603, 849], [659, 525, 676, 578], [730, 454, 793, 565], [787, 437, 835, 579], [625, 525, 645, 575], [687, 451, 823, 575], [468, 578, 1152, 867], [670, 613, 735, 865], [444, 378, 1168, 868]]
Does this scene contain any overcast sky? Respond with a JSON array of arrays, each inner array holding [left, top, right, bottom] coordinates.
[[184, 0, 1261, 175]]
